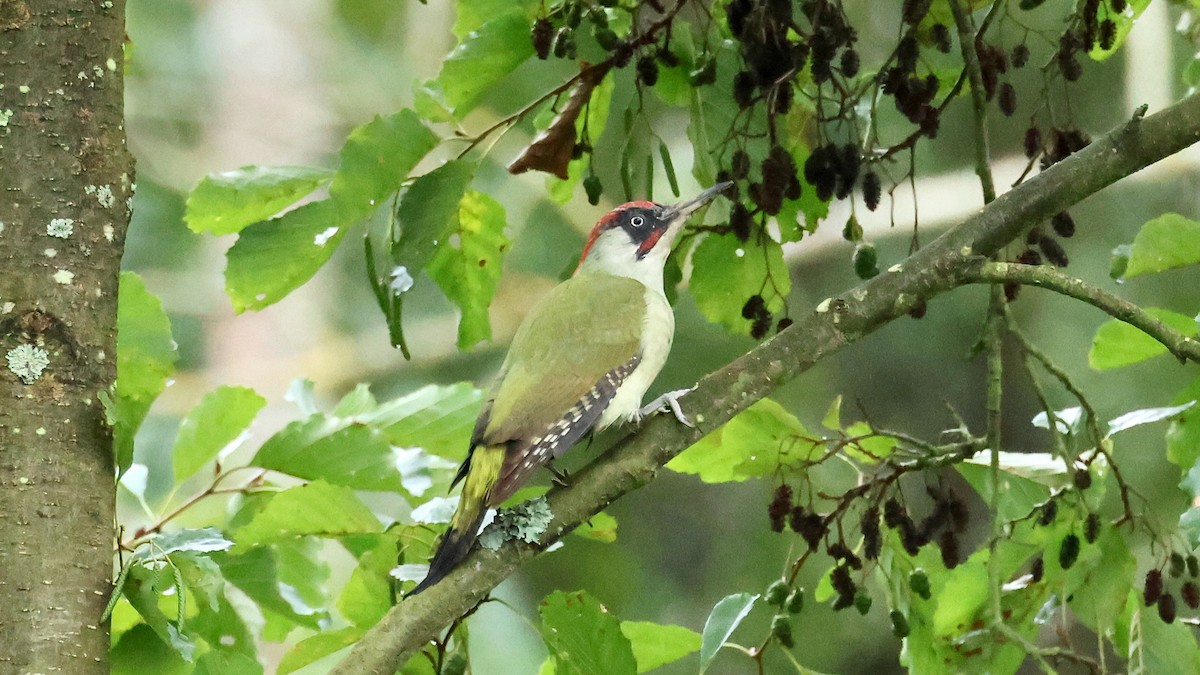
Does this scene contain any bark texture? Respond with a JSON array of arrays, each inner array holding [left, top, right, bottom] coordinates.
[[0, 1, 131, 671]]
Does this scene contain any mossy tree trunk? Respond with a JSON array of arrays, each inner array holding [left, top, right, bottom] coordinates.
[[0, 1, 131, 671]]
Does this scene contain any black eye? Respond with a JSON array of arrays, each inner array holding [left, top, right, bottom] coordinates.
[[630, 215, 645, 227]]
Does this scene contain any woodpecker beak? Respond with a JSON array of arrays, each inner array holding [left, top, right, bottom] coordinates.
[[660, 181, 733, 225]]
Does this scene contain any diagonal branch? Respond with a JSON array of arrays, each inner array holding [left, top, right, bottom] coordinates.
[[333, 92, 1200, 675]]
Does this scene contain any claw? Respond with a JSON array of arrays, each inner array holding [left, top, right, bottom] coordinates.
[[639, 386, 697, 427]]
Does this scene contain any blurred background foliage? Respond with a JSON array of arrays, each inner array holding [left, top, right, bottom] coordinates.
[[118, 0, 1200, 672]]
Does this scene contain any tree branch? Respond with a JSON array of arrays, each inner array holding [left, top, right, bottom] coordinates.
[[963, 261, 1200, 364], [333, 92, 1200, 675]]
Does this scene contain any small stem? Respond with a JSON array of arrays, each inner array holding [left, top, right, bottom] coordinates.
[[949, 0, 997, 203]]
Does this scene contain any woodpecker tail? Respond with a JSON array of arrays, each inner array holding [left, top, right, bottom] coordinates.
[[407, 444, 506, 596]]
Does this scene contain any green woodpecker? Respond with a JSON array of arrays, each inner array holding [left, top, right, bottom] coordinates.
[[409, 183, 730, 595]]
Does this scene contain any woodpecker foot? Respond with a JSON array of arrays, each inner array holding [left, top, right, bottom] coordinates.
[[639, 387, 696, 427], [546, 461, 572, 487]]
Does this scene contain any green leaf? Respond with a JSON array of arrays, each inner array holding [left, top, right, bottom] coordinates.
[[1088, 308, 1198, 370], [540, 590, 638, 675], [172, 386, 266, 481], [194, 651, 263, 675], [225, 199, 345, 312], [185, 165, 333, 235], [1167, 376, 1200, 470], [435, 13, 536, 116], [427, 189, 511, 350], [123, 564, 196, 662], [111, 624, 190, 675], [114, 271, 178, 474], [699, 593, 758, 673], [452, 0, 539, 38], [620, 621, 701, 673], [690, 233, 790, 334], [329, 109, 439, 222], [1107, 401, 1196, 438], [1087, 0, 1152, 62], [373, 385, 482, 460], [336, 537, 398, 627], [957, 462, 1050, 522], [1121, 213, 1200, 278], [251, 414, 401, 491], [393, 160, 478, 276], [278, 626, 364, 674], [573, 512, 619, 543], [233, 480, 382, 548], [133, 528, 234, 561], [668, 398, 815, 483], [1122, 590, 1200, 673], [214, 547, 325, 629]]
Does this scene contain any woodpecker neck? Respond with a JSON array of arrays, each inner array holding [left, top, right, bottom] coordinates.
[[575, 228, 673, 292]]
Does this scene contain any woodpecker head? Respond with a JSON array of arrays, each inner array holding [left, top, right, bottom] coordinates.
[[575, 182, 732, 278]]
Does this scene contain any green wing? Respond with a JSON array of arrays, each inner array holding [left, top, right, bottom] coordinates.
[[482, 271, 646, 445]]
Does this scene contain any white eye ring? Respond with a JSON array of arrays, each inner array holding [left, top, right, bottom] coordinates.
[[630, 216, 645, 227]]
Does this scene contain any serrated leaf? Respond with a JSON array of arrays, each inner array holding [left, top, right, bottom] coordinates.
[[1089, 308, 1198, 370], [114, 272, 178, 474], [573, 512, 618, 543], [225, 199, 345, 312], [337, 537, 397, 628], [133, 528, 233, 561], [251, 413, 401, 492], [1121, 213, 1200, 278], [185, 165, 333, 235], [172, 386, 266, 481], [393, 160, 478, 278], [620, 621, 701, 673], [699, 593, 758, 673], [547, 75, 615, 204], [372, 383, 484, 460], [1107, 401, 1196, 438], [233, 481, 382, 548], [329, 109, 439, 222], [435, 13, 535, 116], [214, 547, 324, 629], [690, 233, 790, 334], [428, 190, 510, 349], [668, 398, 815, 483], [278, 626, 364, 674], [540, 590, 637, 675]]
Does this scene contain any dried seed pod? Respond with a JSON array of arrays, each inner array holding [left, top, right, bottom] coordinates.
[[1183, 582, 1200, 609], [998, 82, 1017, 116], [1052, 211, 1076, 238], [830, 564, 855, 597], [1084, 513, 1101, 543], [792, 508, 826, 549], [636, 55, 659, 86], [840, 48, 860, 78], [532, 17, 554, 59], [1016, 248, 1042, 266], [1059, 51, 1082, 81], [862, 171, 882, 211], [862, 506, 882, 560], [1074, 468, 1092, 490], [1038, 500, 1058, 526], [776, 316, 794, 333], [1159, 593, 1177, 624], [733, 71, 757, 108], [884, 498, 905, 528], [742, 294, 767, 320], [1144, 569, 1164, 606], [731, 203, 753, 242], [1038, 234, 1069, 268], [931, 24, 952, 53], [1099, 19, 1117, 50], [1172, 552, 1187, 578], [553, 27, 577, 59], [1111, 0, 1127, 11], [908, 298, 928, 319], [1059, 533, 1081, 569], [751, 314, 772, 340], [731, 150, 751, 180], [896, 34, 919, 72], [1030, 556, 1045, 583], [939, 530, 960, 569], [1023, 126, 1043, 158], [1004, 282, 1020, 302], [1189, 555, 1199, 578], [1012, 43, 1030, 69]]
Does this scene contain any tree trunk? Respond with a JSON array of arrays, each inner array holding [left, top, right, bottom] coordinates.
[[0, 1, 130, 671]]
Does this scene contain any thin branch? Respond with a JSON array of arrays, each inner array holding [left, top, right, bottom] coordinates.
[[962, 261, 1200, 365], [332, 92, 1200, 675]]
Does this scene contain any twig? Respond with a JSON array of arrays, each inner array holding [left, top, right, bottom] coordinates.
[[962, 261, 1200, 365]]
